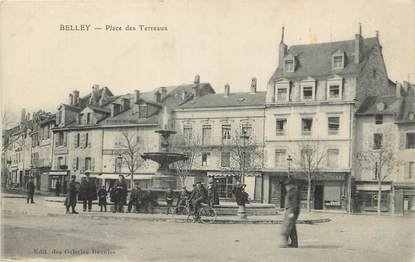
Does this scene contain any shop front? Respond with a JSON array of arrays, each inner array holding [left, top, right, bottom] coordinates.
[[48, 170, 69, 193], [354, 183, 391, 212]]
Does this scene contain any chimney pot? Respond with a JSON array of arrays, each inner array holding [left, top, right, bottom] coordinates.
[[354, 33, 363, 64], [161, 87, 167, 101], [135, 90, 140, 104], [69, 94, 74, 105], [73, 90, 80, 104], [224, 84, 230, 97], [250, 77, 257, 94], [194, 75, 200, 84]]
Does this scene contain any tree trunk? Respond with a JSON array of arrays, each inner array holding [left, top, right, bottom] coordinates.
[[131, 172, 134, 189], [307, 175, 312, 212], [377, 180, 382, 216]]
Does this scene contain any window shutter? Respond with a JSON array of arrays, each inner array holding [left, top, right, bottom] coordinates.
[[399, 132, 406, 150], [91, 158, 95, 171], [88, 133, 91, 148], [63, 133, 67, 146], [80, 134, 85, 149], [53, 157, 57, 169], [63, 156, 67, 165], [74, 134, 77, 148], [404, 162, 410, 179], [72, 158, 77, 170]]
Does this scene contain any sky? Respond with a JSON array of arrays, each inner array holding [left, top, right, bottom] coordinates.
[[1, 0, 414, 127]]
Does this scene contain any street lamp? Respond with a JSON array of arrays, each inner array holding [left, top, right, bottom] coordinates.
[[240, 130, 250, 184], [287, 154, 293, 178]]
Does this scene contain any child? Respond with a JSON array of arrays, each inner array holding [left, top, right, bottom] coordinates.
[[97, 186, 108, 212]]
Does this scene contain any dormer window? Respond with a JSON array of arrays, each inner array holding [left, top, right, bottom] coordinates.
[[86, 113, 91, 125], [332, 50, 345, 69], [327, 75, 343, 100], [275, 79, 290, 102], [284, 60, 294, 72]]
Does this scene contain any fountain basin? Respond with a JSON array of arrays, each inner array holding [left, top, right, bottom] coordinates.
[[141, 152, 188, 169]]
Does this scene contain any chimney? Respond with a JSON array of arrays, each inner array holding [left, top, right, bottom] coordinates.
[[354, 23, 363, 64], [250, 77, 257, 94], [396, 82, 402, 98], [155, 91, 161, 103], [224, 83, 230, 97], [194, 75, 200, 84], [73, 90, 80, 104], [110, 104, 115, 117], [134, 90, 140, 104], [160, 87, 167, 101], [20, 108, 26, 123], [279, 25, 288, 67], [122, 98, 130, 111], [69, 94, 74, 105]]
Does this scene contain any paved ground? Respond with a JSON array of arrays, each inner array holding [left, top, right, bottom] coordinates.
[[1, 195, 414, 262]]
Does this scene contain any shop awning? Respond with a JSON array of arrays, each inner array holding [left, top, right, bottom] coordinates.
[[356, 184, 391, 191], [95, 174, 154, 180], [48, 171, 68, 176], [207, 171, 261, 177]]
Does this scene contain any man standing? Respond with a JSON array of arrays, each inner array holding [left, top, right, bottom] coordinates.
[[113, 175, 127, 213], [176, 186, 190, 214], [26, 177, 35, 204], [280, 178, 301, 248], [189, 182, 207, 220], [65, 175, 79, 214], [128, 184, 141, 213], [55, 180, 61, 197]]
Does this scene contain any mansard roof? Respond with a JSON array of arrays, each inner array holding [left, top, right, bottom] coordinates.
[[177, 91, 266, 109], [269, 37, 379, 82], [356, 95, 402, 116]]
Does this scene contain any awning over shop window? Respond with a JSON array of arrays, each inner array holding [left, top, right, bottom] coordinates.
[[207, 171, 261, 177], [95, 174, 154, 180], [48, 171, 68, 176], [356, 184, 391, 191]]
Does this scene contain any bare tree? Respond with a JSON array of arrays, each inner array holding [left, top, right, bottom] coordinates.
[[292, 141, 326, 212], [171, 133, 201, 187], [356, 128, 399, 215], [220, 129, 263, 184], [118, 129, 146, 188]]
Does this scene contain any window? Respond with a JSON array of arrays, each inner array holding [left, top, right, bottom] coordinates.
[[328, 116, 340, 135], [85, 133, 89, 148], [284, 60, 294, 72], [276, 118, 287, 135], [301, 148, 312, 162], [221, 152, 231, 167], [409, 162, 414, 178], [75, 157, 79, 170], [373, 133, 383, 149], [302, 86, 313, 100], [138, 104, 148, 118], [327, 149, 339, 168], [57, 157, 63, 169], [215, 177, 235, 198], [115, 157, 122, 173], [276, 88, 288, 101], [222, 124, 231, 142], [56, 132, 65, 146], [332, 56, 343, 69], [85, 157, 92, 171], [86, 113, 91, 125], [329, 85, 340, 99], [406, 133, 415, 149], [301, 118, 313, 135], [76, 133, 80, 148], [202, 125, 211, 145], [241, 124, 252, 138], [201, 152, 210, 166], [183, 125, 192, 140], [274, 149, 287, 168], [409, 112, 415, 120], [375, 115, 383, 125]]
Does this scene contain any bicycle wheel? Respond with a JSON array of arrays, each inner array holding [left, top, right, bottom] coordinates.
[[199, 207, 216, 224]]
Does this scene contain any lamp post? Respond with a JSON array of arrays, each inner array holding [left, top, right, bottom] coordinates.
[[287, 154, 293, 178], [240, 130, 250, 184]]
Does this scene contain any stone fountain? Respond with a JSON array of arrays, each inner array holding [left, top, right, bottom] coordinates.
[[141, 106, 188, 189]]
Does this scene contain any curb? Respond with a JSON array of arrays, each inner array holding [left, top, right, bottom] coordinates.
[[3, 209, 331, 224]]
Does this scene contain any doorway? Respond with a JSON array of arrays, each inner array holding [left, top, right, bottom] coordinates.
[[314, 185, 324, 210]]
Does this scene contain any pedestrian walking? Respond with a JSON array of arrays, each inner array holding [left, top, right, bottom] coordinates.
[[55, 180, 61, 196], [128, 184, 141, 213], [26, 177, 35, 204], [65, 175, 79, 214], [165, 188, 174, 215], [280, 178, 301, 248], [97, 185, 108, 212], [176, 186, 190, 214], [113, 175, 128, 213]]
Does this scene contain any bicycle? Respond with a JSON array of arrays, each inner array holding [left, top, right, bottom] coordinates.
[[186, 202, 217, 224], [170, 200, 191, 222]]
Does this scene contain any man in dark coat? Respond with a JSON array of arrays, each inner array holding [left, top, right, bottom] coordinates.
[[128, 184, 141, 213], [55, 180, 61, 196], [280, 178, 301, 248], [79, 174, 97, 212], [165, 188, 175, 215], [65, 175, 79, 214], [26, 177, 35, 204], [113, 175, 128, 213], [189, 182, 207, 218]]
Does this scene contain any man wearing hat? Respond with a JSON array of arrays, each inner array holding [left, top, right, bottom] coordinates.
[[280, 177, 301, 248], [189, 181, 207, 219], [26, 176, 36, 204], [65, 175, 79, 214]]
